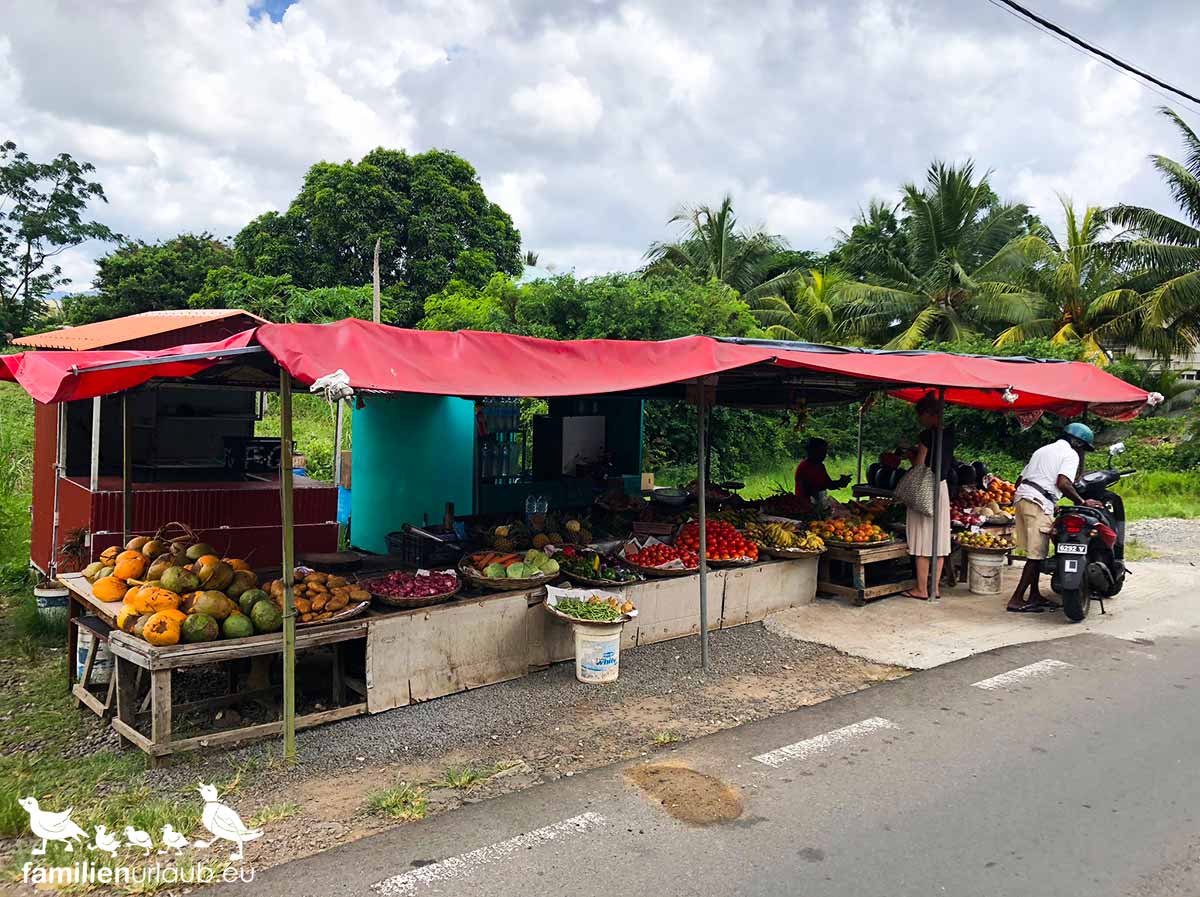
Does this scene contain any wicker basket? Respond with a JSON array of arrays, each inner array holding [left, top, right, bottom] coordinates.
[[705, 556, 757, 568], [761, 546, 825, 560], [823, 538, 903, 550], [296, 600, 370, 627], [359, 577, 461, 609], [457, 559, 560, 592]]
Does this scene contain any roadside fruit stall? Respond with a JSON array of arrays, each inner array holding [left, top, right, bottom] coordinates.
[[2, 323, 1152, 762]]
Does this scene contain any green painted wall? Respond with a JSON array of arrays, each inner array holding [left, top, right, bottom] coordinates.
[[350, 395, 475, 554]]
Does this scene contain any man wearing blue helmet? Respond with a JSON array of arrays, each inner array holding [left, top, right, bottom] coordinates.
[[1006, 422, 1103, 613]]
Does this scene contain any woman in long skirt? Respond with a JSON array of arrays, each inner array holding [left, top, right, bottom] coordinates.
[[905, 393, 954, 598]]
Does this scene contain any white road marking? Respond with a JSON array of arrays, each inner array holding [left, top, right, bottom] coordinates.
[[971, 659, 1073, 691], [371, 812, 606, 895], [752, 717, 898, 769]]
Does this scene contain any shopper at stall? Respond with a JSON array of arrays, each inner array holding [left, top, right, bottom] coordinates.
[[1006, 423, 1103, 613], [794, 437, 851, 513], [904, 393, 955, 599]]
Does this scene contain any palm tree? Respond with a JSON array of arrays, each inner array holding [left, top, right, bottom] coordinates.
[[1104, 106, 1200, 354], [837, 161, 1040, 349], [991, 198, 1140, 364], [749, 267, 850, 342], [644, 195, 796, 299]]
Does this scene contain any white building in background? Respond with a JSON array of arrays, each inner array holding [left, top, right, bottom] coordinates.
[[1119, 346, 1200, 382]]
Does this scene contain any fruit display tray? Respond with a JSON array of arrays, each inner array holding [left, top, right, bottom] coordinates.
[[296, 599, 371, 627], [360, 580, 461, 609], [761, 546, 825, 560], [822, 538, 903, 550], [619, 560, 698, 579], [457, 561, 561, 592]]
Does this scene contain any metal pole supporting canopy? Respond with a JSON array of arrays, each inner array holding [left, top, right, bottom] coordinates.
[[278, 370, 297, 761]]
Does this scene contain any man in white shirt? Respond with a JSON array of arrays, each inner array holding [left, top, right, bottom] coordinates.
[[1007, 423, 1103, 612]]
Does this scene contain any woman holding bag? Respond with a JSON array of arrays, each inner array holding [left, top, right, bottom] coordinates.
[[903, 392, 954, 599]]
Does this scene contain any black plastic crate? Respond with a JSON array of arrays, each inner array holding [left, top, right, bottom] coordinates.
[[385, 529, 463, 568]]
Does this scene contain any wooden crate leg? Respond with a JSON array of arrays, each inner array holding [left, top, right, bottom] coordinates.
[[851, 561, 867, 606], [115, 657, 139, 749], [66, 599, 80, 691], [150, 669, 172, 764], [331, 644, 346, 706], [76, 634, 97, 709]]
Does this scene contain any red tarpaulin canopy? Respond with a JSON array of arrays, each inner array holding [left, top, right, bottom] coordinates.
[[1, 319, 1150, 419], [0, 330, 259, 403]]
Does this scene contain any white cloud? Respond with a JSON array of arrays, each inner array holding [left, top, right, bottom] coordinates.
[[0, 0, 1192, 292], [510, 72, 604, 137]]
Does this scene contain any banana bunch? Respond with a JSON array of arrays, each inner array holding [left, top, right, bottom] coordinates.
[[747, 520, 825, 551]]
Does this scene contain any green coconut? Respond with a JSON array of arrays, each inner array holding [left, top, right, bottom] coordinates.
[[181, 613, 219, 643], [221, 613, 255, 640]]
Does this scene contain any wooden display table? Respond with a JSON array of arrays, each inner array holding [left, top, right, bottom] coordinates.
[[850, 485, 895, 499], [817, 542, 916, 605], [59, 574, 368, 763]]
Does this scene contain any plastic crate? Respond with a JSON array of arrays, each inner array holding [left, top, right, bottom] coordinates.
[[385, 529, 463, 568]]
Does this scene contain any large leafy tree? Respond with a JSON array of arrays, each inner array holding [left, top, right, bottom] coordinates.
[[991, 199, 1141, 364], [1105, 106, 1200, 354], [749, 267, 850, 342], [833, 200, 909, 280], [234, 148, 522, 321], [64, 233, 233, 324], [188, 266, 407, 324], [837, 161, 1039, 348], [644, 195, 796, 299], [0, 142, 116, 338]]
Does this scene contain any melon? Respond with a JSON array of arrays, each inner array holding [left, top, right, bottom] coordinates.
[[192, 591, 235, 621], [160, 566, 200, 595], [238, 588, 269, 616], [250, 600, 283, 633], [222, 613, 255, 640]]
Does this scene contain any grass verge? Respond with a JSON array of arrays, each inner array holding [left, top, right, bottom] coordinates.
[[365, 783, 427, 821]]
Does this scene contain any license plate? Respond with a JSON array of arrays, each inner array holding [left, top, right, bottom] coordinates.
[[1057, 543, 1088, 555]]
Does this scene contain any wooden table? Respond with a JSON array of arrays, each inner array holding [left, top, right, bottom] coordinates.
[[817, 542, 916, 606], [59, 574, 369, 763]]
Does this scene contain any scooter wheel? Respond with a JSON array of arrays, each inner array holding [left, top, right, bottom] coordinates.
[[1062, 586, 1090, 623]]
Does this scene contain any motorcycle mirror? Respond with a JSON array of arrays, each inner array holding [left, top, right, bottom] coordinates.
[[1108, 441, 1126, 456]]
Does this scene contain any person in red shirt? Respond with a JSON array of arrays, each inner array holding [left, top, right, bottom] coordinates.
[[794, 438, 850, 512]]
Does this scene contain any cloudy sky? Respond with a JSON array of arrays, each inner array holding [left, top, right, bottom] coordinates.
[[4, 0, 1198, 289]]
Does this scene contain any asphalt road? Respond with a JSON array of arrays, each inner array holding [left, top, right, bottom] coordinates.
[[210, 632, 1200, 897]]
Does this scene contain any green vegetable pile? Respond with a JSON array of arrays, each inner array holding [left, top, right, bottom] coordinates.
[[553, 597, 624, 622]]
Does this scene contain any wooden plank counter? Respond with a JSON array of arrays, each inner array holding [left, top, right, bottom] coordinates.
[[58, 574, 368, 762]]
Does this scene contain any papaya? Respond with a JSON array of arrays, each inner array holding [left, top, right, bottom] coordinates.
[[143, 611, 182, 646], [181, 613, 219, 643], [193, 590, 235, 621], [116, 604, 140, 633], [114, 553, 147, 580], [93, 576, 128, 602]]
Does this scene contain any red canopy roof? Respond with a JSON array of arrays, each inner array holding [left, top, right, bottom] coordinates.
[[1, 320, 1150, 420], [0, 330, 258, 403]]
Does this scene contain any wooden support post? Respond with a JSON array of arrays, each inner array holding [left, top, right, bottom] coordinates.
[[149, 669, 172, 758], [696, 388, 709, 671], [89, 396, 101, 491], [279, 369, 297, 761], [115, 656, 139, 748], [928, 388, 946, 603], [122, 393, 133, 546]]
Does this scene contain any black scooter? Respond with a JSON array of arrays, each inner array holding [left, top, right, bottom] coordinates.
[[1042, 443, 1136, 622]]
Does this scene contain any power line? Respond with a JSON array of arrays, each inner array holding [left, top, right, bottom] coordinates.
[[985, 0, 1200, 111]]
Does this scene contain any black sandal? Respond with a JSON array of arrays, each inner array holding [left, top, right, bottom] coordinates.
[[1006, 602, 1044, 613], [1033, 596, 1062, 610]]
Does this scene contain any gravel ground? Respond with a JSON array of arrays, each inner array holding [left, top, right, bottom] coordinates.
[[1126, 518, 1200, 563], [147, 624, 904, 870]]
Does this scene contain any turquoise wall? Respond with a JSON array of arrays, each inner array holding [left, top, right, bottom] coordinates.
[[350, 395, 475, 554]]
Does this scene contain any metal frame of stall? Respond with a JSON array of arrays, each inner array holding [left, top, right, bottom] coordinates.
[[22, 335, 1144, 763]]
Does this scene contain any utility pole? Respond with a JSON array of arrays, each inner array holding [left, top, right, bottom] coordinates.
[[372, 237, 381, 324]]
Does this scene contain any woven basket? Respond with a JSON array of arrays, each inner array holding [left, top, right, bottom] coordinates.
[[619, 560, 697, 579], [296, 599, 370, 627], [761, 546, 825, 560], [457, 559, 560, 592], [360, 577, 461, 609]]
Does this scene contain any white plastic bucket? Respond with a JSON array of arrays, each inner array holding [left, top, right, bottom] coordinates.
[[573, 623, 623, 684], [76, 629, 113, 685], [34, 584, 69, 623], [967, 552, 1005, 596]]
